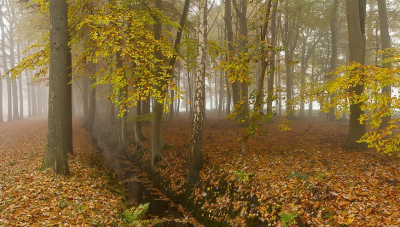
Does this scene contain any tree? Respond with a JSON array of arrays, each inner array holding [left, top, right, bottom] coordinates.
[[41, 0, 71, 175], [0, 73, 2, 123], [328, 0, 339, 122], [151, 0, 165, 168], [187, 0, 206, 185], [343, 0, 367, 150], [377, 0, 392, 131], [0, 6, 12, 122]]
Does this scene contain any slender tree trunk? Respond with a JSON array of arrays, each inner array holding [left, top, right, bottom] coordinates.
[[42, 0, 70, 175], [87, 65, 96, 133], [37, 86, 43, 115], [377, 0, 392, 131], [0, 76, 3, 123], [187, 0, 206, 185], [344, 0, 367, 150], [66, 50, 73, 154], [134, 100, 145, 152], [328, 0, 339, 122], [0, 10, 11, 122], [225, 0, 240, 108], [17, 44, 23, 119], [31, 83, 38, 116], [267, 0, 278, 117], [26, 70, 31, 117], [241, 0, 272, 155], [10, 34, 19, 120], [82, 73, 89, 122]]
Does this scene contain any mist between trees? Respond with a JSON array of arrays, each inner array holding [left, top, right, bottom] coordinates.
[[1, 0, 400, 225]]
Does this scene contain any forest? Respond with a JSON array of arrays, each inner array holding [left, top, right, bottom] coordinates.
[[1, 0, 400, 226]]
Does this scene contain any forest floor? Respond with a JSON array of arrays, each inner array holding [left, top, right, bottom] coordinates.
[[127, 112, 400, 226], [0, 116, 130, 226]]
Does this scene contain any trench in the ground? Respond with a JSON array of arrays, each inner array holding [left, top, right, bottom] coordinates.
[[94, 136, 196, 227]]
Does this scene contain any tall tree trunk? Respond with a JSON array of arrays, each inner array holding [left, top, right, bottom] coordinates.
[[37, 86, 43, 115], [241, 0, 272, 155], [187, 0, 206, 185], [232, 0, 249, 124], [116, 53, 128, 153], [267, 0, 278, 117], [0, 75, 3, 123], [0, 10, 11, 122], [225, 0, 240, 108], [151, 0, 164, 168], [87, 65, 96, 133], [26, 71, 31, 117], [17, 44, 23, 119], [82, 72, 89, 121], [31, 82, 38, 116], [377, 0, 392, 131], [328, 0, 339, 122], [42, 0, 70, 175], [9, 32, 19, 120], [134, 99, 145, 152], [343, 0, 367, 150]]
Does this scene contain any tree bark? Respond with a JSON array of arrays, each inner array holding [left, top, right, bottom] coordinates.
[[377, 0, 392, 131], [328, 0, 339, 122], [42, 0, 70, 175], [17, 44, 23, 119], [0, 74, 3, 123], [266, 0, 279, 117], [225, 0, 240, 108], [151, 0, 164, 168], [241, 0, 272, 155], [85, 57, 96, 133], [0, 9, 11, 122], [187, 0, 206, 185], [343, 0, 367, 150]]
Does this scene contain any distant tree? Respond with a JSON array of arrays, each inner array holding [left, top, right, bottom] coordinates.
[[41, 0, 71, 175], [187, 0, 206, 185], [0, 7, 12, 122]]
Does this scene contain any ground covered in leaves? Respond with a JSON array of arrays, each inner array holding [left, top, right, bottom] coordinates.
[[129, 113, 400, 226], [0, 116, 128, 226]]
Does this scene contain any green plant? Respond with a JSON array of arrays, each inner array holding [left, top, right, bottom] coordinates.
[[324, 208, 335, 225], [287, 171, 309, 180], [316, 171, 330, 180], [234, 170, 250, 183], [123, 203, 150, 226], [279, 211, 297, 227]]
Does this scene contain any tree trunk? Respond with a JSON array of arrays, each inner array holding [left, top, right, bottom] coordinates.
[[82, 72, 89, 121], [37, 86, 43, 115], [225, 0, 240, 108], [17, 44, 23, 119], [377, 0, 392, 131], [241, 0, 272, 155], [0, 10, 11, 122], [26, 70, 31, 117], [343, 0, 367, 150], [187, 0, 206, 185], [328, 0, 339, 122], [10, 33, 19, 120], [0, 75, 3, 123], [151, 0, 165, 169], [87, 68, 96, 133], [42, 0, 70, 175], [267, 0, 278, 117], [116, 52, 128, 153], [134, 100, 145, 152]]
